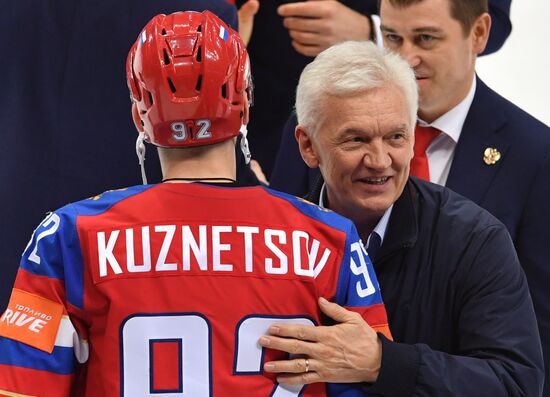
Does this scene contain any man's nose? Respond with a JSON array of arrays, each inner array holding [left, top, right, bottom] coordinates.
[[363, 143, 392, 170], [399, 42, 421, 68]]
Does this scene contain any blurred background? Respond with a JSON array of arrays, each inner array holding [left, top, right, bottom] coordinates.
[[477, 0, 550, 125]]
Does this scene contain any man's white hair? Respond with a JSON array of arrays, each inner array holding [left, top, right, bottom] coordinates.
[[296, 41, 418, 133]]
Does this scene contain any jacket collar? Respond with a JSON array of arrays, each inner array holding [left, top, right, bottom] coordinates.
[[376, 180, 418, 263], [305, 177, 418, 263]]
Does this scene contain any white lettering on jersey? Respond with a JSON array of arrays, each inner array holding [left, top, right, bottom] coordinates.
[[182, 225, 208, 271], [292, 230, 313, 277], [98, 230, 123, 277], [1, 309, 47, 333], [350, 242, 376, 297], [310, 239, 331, 279], [212, 226, 233, 271], [126, 227, 151, 273], [155, 225, 177, 271], [265, 229, 288, 274], [12, 305, 53, 321], [95, 225, 333, 279], [236, 226, 260, 272]]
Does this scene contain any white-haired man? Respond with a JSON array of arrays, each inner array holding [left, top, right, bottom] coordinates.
[[260, 41, 543, 396]]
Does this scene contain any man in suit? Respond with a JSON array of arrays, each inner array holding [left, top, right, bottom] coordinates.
[[379, 0, 550, 394], [272, 0, 550, 393], [259, 40, 543, 396]]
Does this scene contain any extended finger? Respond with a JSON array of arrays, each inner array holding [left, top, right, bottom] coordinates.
[[267, 323, 322, 342], [282, 16, 325, 34], [318, 297, 361, 323], [263, 357, 311, 374], [277, 2, 326, 18], [238, 0, 260, 22], [288, 29, 323, 46], [277, 372, 323, 385], [259, 334, 318, 356]]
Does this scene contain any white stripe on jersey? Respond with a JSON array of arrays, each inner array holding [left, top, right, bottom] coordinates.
[[54, 316, 89, 364]]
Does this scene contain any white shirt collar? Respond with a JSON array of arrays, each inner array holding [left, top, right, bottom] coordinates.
[[418, 76, 477, 143], [318, 183, 393, 245]]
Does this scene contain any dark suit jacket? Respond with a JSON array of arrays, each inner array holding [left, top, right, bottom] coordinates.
[[0, 0, 244, 310], [307, 178, 544, 395], [273, 77, 550, 395], [446, 78, 550, 396]]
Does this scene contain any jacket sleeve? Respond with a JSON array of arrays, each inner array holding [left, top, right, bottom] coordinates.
[[363, 224, 544, 396], [516, 151, 550, 397]]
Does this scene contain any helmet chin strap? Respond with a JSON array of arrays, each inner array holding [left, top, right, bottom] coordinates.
[[239, 124, 252, 165], [135, 132, 148, 184]]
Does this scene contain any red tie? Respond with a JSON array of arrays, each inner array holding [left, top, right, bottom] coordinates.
[[410, 125, 440, 181]]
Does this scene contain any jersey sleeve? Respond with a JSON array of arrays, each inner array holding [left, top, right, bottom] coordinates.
[[0, 210, 87, 397], [334, 224, 391, 339], [324, 224, 391, 396]]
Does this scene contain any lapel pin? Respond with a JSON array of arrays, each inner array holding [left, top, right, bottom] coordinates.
[[483, 147, 501, 165]]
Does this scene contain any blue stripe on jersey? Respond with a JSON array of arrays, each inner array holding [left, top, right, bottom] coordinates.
[[335, 225, 384, 308], [262, 187, 352, 234], [67, 184, 153, 217], [20, 185, 155, 308], [0, 337, 75, 375]]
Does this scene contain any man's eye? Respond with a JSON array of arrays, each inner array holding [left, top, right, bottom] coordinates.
[[384, 33, 402, 44], [419, 34, 435, 43]]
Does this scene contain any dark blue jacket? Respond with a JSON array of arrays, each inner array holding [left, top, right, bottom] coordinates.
[[307, 177, 544, 396], [273, 77, 550, 395], [0, 0, 244, 310]]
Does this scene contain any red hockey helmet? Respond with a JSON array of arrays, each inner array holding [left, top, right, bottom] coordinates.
[[126, 11, 251, 147]]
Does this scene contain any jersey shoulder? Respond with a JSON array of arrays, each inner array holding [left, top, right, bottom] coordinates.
[[262, 187, 354, 234], [57, 184, 154, 219]]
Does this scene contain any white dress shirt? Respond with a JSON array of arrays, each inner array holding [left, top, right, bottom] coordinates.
[[418, 76, 477, 186], [318, 183, 393, 248]]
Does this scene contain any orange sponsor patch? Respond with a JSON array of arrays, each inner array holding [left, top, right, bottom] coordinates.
[[0, 289, 63, 353]]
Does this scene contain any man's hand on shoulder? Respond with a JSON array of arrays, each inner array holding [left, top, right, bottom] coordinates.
[[259, 297, 382, 384]]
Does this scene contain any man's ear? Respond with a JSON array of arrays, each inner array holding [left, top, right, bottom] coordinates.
[[471, 12, 491, 55], [131, 102, 144, 133], [296, 125, 320, 169]]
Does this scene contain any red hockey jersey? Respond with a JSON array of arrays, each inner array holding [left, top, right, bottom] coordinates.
[[0, 183, 390, 396]]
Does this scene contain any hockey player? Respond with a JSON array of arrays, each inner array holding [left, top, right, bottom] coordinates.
[[0, 11, 390, 396]]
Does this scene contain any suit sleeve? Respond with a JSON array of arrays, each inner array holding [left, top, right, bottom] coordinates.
[[516, 151, 550, 397], [363, 224, 544, 396], [0, 211, 86, 397]]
